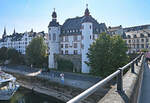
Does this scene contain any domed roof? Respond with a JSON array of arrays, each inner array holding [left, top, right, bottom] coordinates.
[[84, 4, 90, 16], [52, 8, 57, 18], [85, 8, 90, 16]]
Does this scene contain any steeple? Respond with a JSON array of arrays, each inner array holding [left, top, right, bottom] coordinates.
[[84, 4, 90, 16], [13, 28, 16, 35], [2, 27, 6, 38], [52, 8, 57, 21], [31, 28, 33, 32], [48, 8, 59, 27]]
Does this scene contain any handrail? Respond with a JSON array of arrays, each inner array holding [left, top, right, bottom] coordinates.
[[67, 54, 143, 103]]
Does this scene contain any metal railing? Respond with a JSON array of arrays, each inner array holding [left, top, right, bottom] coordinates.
[[67, 54, 143, 103]]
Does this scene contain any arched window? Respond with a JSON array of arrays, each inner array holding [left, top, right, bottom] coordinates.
[[140, 33, 144, 38], [49, 34, 51, 40], [53, 33, 56, 41]]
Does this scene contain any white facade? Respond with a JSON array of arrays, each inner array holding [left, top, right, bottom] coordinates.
[[81, 22, 93, 73], [124, 29, 150, 53], [48, 7, 107, 73], [0, 29, 47, 54], [48, 26, 61, 68]]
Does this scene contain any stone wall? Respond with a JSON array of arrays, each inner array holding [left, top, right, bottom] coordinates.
[[55, 54, 81, 72], [98, 56, 144, 103]]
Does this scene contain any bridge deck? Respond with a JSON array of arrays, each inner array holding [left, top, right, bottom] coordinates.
[[139, 62, 150, 103]]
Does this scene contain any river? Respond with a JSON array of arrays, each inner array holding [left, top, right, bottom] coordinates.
[[0, 87, 65, 103]]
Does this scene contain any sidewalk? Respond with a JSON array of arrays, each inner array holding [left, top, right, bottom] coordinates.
[[0, 66, 101, 89], [139, 62, 150, 103]]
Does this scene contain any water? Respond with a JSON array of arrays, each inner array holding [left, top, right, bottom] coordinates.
[[0, 87, 65, 103]]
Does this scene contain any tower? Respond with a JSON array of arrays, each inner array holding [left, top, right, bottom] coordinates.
[[81, 4, 93, 73], [13, 28, 16, 35], [2, 27, 6, 38], [48, 8, 60, 68]]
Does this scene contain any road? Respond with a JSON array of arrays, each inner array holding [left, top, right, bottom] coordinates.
[[139, 62, 150, 103]]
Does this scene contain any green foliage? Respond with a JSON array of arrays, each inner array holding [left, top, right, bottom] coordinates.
[[141, 48, 148, 52], [26, 36, 48, 68], [57, 58, 73, 72], [7, 48, 25, 64], [128, 53, 138, 61], [87, 33, 128, 77], [0, 47, 24, 65], [0, 47, 8, 62]]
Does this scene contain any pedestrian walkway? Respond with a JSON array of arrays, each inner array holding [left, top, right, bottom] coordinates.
[[0, 66, 101, 89], [139, 62, 150, 103]]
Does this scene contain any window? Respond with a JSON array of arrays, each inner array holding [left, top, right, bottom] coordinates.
[[81, 35, 84, 40], [53, 33, 56, 41], [137, 44, 139, 48], [65, 44, 68, 48], [65, 50, 68, 54], [49, 34, 51, 40], [73, 36, 78, 41], [93, 35, 95, 40], [65, 36, 69, 42], [141, 44, 144, 48], [74, 50, 78, 55], [141, 39, 144, 42], [90, 25, 91, 29], [146, 39, 149, 42], [129, 40, 131, 43], [81, 44, 84, 49], [90, 35, 91, 39], [74, 43, 77, 48], [140, 33, 144, 38], [137, 39, 139, 43], [61, 44, 63, 48], [61, 50, 63, 54]]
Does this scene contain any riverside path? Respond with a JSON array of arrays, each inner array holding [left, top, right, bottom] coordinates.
[[139, 61, 150, 103]]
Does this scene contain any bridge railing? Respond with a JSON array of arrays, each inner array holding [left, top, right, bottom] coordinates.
[[67, 53, 143, 103]]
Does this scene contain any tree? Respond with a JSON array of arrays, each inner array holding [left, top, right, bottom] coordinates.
[[87, 33, 128, 77], [0, 47, 8, 63], [0, 47, 24, 65], [7, 48, 24, 64], [26, 36, 48, 68]]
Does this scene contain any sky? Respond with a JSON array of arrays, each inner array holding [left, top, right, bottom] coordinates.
[[0, 0, 150, 37]]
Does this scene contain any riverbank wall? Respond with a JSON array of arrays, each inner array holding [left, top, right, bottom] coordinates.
[[0, 66, 110, 103]]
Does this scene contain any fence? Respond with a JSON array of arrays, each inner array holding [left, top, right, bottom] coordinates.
[[67, 54, 143, 103]]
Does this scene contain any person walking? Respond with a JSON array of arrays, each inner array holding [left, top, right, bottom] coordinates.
[[60, 73, 64, 84]]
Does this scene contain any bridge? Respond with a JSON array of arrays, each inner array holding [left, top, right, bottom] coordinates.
[[67, 54, 149, 103]]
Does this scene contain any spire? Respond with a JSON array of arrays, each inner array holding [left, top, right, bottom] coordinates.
[[52, 8, 57, 20], [13, 28, 16, 35], [84, 4, 90, 16], [31, 28, 33, 32], [3, 27, 6, 38]]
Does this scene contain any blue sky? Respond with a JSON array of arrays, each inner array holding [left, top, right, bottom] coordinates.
[[0, 0, 150, 37]]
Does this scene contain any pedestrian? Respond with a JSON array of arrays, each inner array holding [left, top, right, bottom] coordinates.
[[60, 73, 64, 84]]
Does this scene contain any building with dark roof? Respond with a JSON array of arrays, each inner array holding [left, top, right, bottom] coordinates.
[[48, 5, 107, 73], [0, 28, 48, 54]]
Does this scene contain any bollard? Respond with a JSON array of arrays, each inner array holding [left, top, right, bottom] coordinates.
[[117, 68, 123, 92], [131, 62, 134, 73]]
